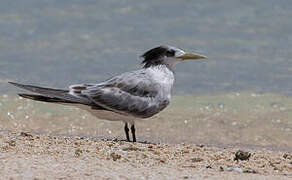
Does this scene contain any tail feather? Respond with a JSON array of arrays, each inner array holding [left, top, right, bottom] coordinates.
[[18, 94, 78, 104], [9, 82, 90, 104], [9, 81, 68, 94]]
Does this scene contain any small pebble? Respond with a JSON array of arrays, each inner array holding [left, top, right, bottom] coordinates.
[[110, 152, 121, 161], [234, 150, 251, 161]]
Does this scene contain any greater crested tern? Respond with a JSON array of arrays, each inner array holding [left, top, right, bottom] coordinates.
[[9, 45, 206, 142]]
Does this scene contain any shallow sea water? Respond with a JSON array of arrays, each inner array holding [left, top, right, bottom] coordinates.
[[1, 0, 292, 95]]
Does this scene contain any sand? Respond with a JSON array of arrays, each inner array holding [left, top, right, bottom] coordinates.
[[1, 94, 292, 179], [0, 130, 291, 180]]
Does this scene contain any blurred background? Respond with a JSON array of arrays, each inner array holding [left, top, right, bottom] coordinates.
[[0, 0, 291, 150]]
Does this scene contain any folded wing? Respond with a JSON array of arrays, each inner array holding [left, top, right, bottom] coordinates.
[[82, 71, 168, 118]]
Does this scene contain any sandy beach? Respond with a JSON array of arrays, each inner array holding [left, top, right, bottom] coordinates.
[[0, 130, 291, 180], [1, 0, 292, 179], [1, 94, 292, 179]]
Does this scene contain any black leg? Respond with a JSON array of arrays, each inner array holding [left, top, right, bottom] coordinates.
[[124, 123, 130, 142], [130, 124, 136, 142]]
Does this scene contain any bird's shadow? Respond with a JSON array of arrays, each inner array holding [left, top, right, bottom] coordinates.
[[101, 137, 157, 145]]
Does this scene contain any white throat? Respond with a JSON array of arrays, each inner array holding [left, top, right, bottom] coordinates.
[[163, 57, 181, 69]]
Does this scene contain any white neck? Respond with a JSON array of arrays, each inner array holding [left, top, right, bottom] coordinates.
[[146, 65, 175, 99]]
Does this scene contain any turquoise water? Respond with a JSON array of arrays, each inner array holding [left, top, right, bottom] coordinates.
[[1, 0, 292, 95]]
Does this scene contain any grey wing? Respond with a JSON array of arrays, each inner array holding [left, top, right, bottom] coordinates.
[[82, 72, 169, 118]]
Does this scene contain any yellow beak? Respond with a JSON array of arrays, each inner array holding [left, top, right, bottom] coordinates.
[[178, 52, 207, 60]]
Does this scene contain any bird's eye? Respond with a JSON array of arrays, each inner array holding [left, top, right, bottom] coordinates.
[[165, 50, 175, 57]]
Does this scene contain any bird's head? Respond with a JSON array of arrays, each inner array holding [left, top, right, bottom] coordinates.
[[141, 45, 207, 68]]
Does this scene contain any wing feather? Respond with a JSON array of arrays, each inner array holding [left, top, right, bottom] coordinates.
[[82, 71, 168, 118]]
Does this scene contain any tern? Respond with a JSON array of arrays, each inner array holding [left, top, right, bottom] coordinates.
[[9, 45, 206, 142]]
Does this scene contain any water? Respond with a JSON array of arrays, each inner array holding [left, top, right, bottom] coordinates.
[[1, 0, 292, 95]]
